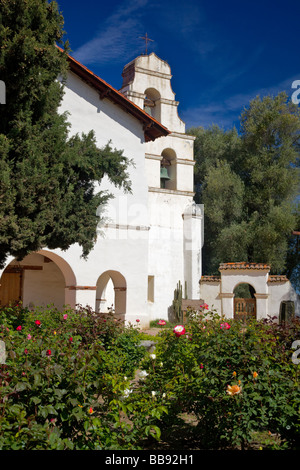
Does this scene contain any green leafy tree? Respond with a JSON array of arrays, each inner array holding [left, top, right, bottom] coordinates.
[[189, 92, 300, 278], [0, 0, 131, 268], [285, 205, 300, 292]]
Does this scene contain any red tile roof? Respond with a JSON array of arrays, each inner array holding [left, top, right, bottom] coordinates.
[[267, 275, 289, 283], [56, 46, 170, 142], [200, 275, 221, 282], [219, 262, 271, 270]]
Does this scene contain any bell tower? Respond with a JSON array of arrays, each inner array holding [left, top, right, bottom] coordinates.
[[119, 52, 202, 319], [119, 52, 195, 192]]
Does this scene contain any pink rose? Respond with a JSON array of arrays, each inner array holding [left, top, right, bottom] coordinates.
[[16, 325, 22, 331], [200, 303, 209, 310], [220, 322, 231, 330], [173, 325, 186, 337], [158, 319, 166, 326]]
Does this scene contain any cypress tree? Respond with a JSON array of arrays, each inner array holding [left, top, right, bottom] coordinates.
[[0, 0, 131, 267]]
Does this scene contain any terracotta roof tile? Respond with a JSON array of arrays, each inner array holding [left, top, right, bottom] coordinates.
[[219, 262, 271, 271], [200, 275, 221, 282], [267, 275, 289, 283]]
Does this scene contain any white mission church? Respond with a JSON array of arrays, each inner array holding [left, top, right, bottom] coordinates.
[[0, 50, 298, 324]]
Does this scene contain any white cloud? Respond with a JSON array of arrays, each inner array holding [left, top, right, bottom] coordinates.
[[73, 0, 149, 65]]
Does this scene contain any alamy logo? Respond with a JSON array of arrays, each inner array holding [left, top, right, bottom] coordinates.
[[0, 80, 6, 104], [291, 80, 300, 104]]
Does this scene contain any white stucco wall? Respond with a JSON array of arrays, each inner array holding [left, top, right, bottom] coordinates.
[[10, 254, 65, 310], [268, 282, 300, 317], [199, 282, 222, 314], [0, 55, 202, 328]]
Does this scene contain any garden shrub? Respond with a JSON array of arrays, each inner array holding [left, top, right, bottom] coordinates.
[[0, 304, 162, 450], [1, 304, 299, 450], [138, 310, 300, 449]]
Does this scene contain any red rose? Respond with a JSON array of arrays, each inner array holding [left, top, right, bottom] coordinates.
[[200, 303, 209, 310], [173, 325, 186, 337], [16, 325, 22, 331], [46, 349, 51, 356], [69, 337, 73, 342], [35, 320, 41, 326], [220, 322, 231, 330]]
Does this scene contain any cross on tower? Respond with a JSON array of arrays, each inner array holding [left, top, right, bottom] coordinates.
[[139, 33, 154, 55]]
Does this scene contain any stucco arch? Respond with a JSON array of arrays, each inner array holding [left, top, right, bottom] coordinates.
[[0, 250, 77, 310], [233, 282, 256, 298], [96, 270, 127, 320], [36, 249, 76, 287], [219, 263, 270, 320]]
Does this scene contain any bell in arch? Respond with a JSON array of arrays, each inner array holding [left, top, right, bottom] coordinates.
[[160, 167, 171, 188]]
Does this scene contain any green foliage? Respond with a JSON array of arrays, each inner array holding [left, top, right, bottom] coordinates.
[[138, 309, 300, 450], [285, 205, 300, 292], [0, 0, 131, 267], [189, 93, 300, 279], [0, 305, 160, 450], [1, 305, 299, 450], [233, 283, 254, 299]]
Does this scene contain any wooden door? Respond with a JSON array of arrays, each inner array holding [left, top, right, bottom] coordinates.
[[234, 298, 256, 320], [0, 271, 22, 306]]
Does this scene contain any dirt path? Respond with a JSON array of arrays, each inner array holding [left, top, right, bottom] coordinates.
[[140, 327, 163, 336]]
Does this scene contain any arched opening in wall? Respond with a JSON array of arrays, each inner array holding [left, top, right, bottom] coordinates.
[[96, 270, 126, 321], [160, 148, 177, 190], [0, 250, 76, 311], [233, 283, 256, 320], [144, 88, 161, 121]]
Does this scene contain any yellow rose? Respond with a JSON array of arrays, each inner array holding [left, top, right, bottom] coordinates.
[[227, 384, 242, 396]]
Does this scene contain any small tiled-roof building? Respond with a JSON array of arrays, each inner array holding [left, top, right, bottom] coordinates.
[[200, 262, 299, 319]]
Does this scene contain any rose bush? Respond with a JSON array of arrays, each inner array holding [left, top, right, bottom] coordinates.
[[1, 304, 299, 450], [138, 309, 300, 450], [0, 304, 164, 450]]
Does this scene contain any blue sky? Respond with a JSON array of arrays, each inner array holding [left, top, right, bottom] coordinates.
[[57, 0, 300, 131]]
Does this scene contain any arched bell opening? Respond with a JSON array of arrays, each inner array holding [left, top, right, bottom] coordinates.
[[160, 148, 177, 190], [144, 87, 161, 121]]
